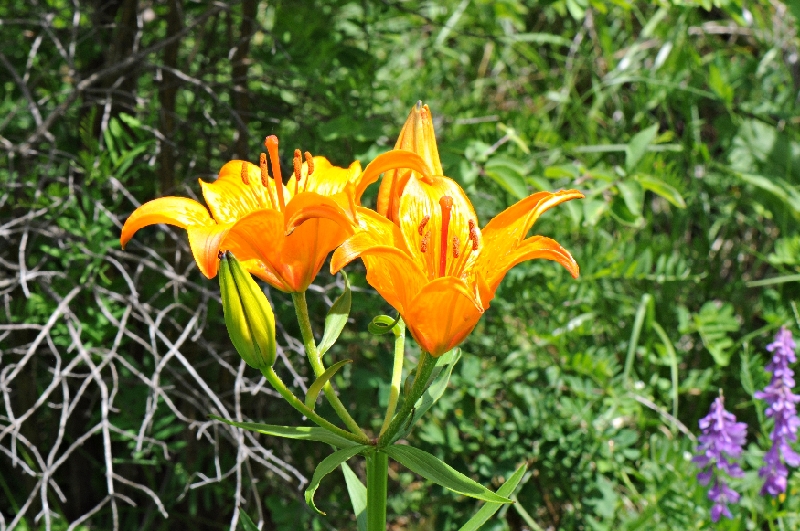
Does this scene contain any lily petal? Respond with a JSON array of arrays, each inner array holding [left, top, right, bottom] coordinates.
[[120, 196, 214, 248], [403, 277, 483, 357], [287, 156, 362, 198], [480, 236, 580, 297], [280, 218, 349, 292], [224, 209, 293, 291], [330, 208, 409, 273], [355, 150, 434, 202], [353, 247, 429, 315], [201, 160, 278, 224], [284, 188, 358, 237], [186, 224, 231, 278]]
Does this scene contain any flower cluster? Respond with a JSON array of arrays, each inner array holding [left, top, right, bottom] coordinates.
[[693, 395, 747, 522], [755, 327, 800, 495]]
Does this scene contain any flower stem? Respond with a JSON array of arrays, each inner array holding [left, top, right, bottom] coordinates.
[[379, 319, 406, 436], [260, 367, 369, 445], [377, 351, 437, 449], [366, 451, 389, 531], [291, 291, 366, 438]]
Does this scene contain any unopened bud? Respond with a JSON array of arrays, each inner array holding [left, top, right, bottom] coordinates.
[[219, 252, 277, 369]]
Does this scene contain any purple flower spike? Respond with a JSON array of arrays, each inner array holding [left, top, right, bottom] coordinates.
[[693, 395, 747, 522], [755, 327, 800, 496]]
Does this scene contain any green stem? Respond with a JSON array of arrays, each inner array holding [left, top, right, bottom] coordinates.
[[366, 451, 389, 531], [377, 352, 437, 449], [261, 367, 369, 445], [379, 319, 406, 436], [291, 291, 366, 438]]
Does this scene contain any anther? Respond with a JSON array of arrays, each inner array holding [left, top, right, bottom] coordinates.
[[418, 215, 430, 235], [293, 149, 302, 182], [240, 162, 250, 185], [420, 230, 431, 253], [438, 196, 453, 277], [259, 153, 269, 186], [264, 135, 285, 210], [452, 237, 461, 258], [304, 151, 314, 175]]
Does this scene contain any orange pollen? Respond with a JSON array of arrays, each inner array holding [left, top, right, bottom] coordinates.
[[240, 162, 249, 185], [264, 135, 285, 210], [304, 151, 314, 175], [293, 149, 302, 182], [420, 230, 431, 253], [438, 196, 453, 277], [259, 153, 268, 186], [417, 215, 430, 235], [452, 237, 460, 258], [468, 219, 479, 250]]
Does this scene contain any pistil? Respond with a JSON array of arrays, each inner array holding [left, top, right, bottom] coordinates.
[[264, 135, 286, 210], [439, 196, 453, 277]]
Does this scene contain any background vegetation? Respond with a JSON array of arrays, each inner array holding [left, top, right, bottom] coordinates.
[[2, 0, 800, 529]]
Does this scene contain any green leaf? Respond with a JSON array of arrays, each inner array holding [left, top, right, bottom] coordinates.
[[625, 124, 658, 173], [368, 314, 402, 336], [239, 510, 259, 531], [305, 445, 368, 514], [635, 175, 686, 208], [484, 157, 528, 200], [692, 302, 740, 367], [210, 416, 358, 448], [305, 359, 353, 410], [385, 445, 512, 504], [318, 272, 351, 357], [342, 463, 367, 531], [393, 349, 461, 442], [617, 180, 643, 218], [458, 464, 528, 531]]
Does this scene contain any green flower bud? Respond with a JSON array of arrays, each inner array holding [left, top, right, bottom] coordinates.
[[219, 251, 277, 369]]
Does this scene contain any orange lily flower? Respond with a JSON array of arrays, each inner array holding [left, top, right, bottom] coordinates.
[[121, 136, 390, 292], [330, 170, 583, 357]]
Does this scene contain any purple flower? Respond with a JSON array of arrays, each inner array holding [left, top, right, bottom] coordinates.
[[693, 395, 747, 522], [755, 327, 800, 495]]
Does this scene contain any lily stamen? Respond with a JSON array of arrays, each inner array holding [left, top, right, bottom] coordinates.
[[264, 135, 286, 210], [259, 153, 277, 208], [293, 149, 302, 196], [240, 162, 250, 185], [420, 230, 431, 253], [468, 219, 479, 250], [418, 215, 430, 235], [452, 237, 460, 259], [439, 196, 453, 277], [304, 151, 314, 193]]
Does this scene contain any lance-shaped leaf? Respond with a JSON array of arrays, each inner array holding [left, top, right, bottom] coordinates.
[[211, 416, 358, 449], [305, 359, 353, 410], [393, 348, 461, 442], [305, 445, 369, 514], [385, 445, 512, 504], [239, 510, 259, 531], [318, 272, 351, 357], [458, 464, 528, 531], [342, 463, 367, 531]]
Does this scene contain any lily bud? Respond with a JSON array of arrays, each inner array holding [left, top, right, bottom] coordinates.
[[219, 251, 277, 369]]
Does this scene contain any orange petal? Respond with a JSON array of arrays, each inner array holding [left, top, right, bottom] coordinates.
[[201, 160, 278, 224], [288, 156, 362, 197], [186, 224, 231, 278], [224, 209, 292, 291], [283, 188, 358, 236], [280, 218, 349, 292], [479, 235, 580, 296], [347, 247, 428, 315], [378, 103, 444, 221], [403, 277, 483, 357], [330, 208, 409, 274], [397, 176, 478, 279], [355, 150, 434, 202], [120, 196, 214, 248]]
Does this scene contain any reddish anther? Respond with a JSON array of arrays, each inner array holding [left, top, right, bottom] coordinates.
[[304, 151, 314, 175], [468, 219, 479, 250], [240, 162, 250, 185], [452, 237, 461, 258], [264, 135, 285, 210], [293, 149, 302, 195], [418, 215, 430, 235], [420, 230, 431, 253], [438, 196, 453, 277]]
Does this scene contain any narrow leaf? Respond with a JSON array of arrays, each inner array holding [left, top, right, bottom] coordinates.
[[342, 463, 367, 531], [211, 416, 358, 448], [318, 272, 351, 357], [458, 464, 528, 531], [305, 445, 368, 514], [394, 349, 461, 442], [636, 175, 686, 208], [385, 445, 512, 504], [305, 359, 353, 410], [625, 124, 658, 172], [239, 510, 259, 531]]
